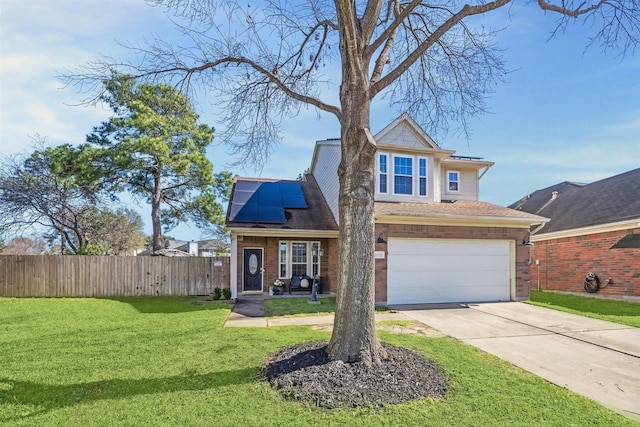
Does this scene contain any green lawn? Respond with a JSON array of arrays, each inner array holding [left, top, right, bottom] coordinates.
[[0, 297, 635, 426], [528, 291, 640, 328]]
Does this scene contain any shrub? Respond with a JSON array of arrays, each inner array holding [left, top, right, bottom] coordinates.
[[222, 287, 232, 300], [212, 287, 222, 300]]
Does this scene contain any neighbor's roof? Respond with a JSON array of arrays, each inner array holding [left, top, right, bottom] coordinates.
[[509, 168, 640, 235], [225, 174, 338, 232], [375, 200, 547, 226]]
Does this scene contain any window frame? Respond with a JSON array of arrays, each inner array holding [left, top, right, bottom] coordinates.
[[447, 170, 460, 193], [418, 157, 428, 197], [378, 153, 388, 194], [392, 155, 413, 195], [278, 241, 321, 279]]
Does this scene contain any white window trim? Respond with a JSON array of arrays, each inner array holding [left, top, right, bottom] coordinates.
[[418, 156, 428, 197], [392, 154, 414, 196], [377, 152, 389, 195], [278, 241, 321, 279], [447, 170, 460, 193]]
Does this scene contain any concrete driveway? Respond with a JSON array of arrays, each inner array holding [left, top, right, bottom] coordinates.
[[391, 302, 640, 422]]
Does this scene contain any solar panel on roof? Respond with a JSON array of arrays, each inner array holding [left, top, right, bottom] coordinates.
[[231, 203, 259, 222], [257, 206, 286, 223], [229, 180, 307, 224], [279, 182, 308, 208]]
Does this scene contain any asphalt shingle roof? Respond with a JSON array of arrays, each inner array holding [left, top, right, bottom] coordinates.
[[509, 168, 640, 235], [376, 200, 546, 223]]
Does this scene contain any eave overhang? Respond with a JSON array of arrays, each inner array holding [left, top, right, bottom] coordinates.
[[375, 213, 547, 229], [530, 218, 640, 241], [228, 227, 339, 238]]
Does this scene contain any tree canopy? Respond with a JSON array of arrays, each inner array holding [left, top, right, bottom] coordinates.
[[87, 74, 232, 251]]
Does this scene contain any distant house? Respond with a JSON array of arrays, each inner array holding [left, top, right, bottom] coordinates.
[[510, 168, 640, 299], [226, 113, 546, 304], [138, 239, 229, 257]]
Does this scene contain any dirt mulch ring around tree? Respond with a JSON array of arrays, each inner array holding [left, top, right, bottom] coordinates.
[[262, 341, 448, 408]]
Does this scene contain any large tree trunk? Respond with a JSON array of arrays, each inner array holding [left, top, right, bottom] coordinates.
[[326, 19, 387, 364]]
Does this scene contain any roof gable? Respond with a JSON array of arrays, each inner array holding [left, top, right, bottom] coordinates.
[[375, 113, 442, 150]]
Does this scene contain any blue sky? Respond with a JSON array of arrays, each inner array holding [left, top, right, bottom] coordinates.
[[1, 1, 638, 241]]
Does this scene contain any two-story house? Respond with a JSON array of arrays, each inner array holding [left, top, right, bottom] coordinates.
[[225, 113, 547, 304]]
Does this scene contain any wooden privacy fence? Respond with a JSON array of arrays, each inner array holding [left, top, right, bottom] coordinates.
[[0, 255, 230, 297]]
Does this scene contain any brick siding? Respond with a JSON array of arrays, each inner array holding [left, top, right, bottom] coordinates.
[[531, 228, 640, 298], [235, 224, 534, 303], [235, 236, 337, 295]]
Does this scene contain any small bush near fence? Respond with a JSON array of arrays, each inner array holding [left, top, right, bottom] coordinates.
[[0, 255, 230, 298]]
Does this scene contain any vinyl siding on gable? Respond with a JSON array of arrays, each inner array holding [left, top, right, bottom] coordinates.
[[441, 168, 479, 201], [376, 125, 435, 149], [310, 141, 341, 223]]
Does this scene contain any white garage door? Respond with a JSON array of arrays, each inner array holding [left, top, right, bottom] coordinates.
[[387, 238, 512, 305]]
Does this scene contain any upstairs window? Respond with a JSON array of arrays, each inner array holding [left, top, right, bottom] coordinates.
[[419, 158, 427, 196], [448, 171, 460, 192], [393, 156, 413, 195], [379, 154, 388, 194]]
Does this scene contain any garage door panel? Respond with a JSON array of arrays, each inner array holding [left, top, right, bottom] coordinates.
[[391, 255, 509, 272], [387, 238, 511, 305]]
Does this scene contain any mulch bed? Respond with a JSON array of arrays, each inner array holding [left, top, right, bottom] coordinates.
[[262, 341, 448, 408]]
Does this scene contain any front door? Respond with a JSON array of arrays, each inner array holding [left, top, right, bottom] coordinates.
[[243, 248, 263, 292]]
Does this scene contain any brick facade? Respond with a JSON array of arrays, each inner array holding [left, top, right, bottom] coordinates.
[[235, 236, 337, 296], [531, 228, 640, 298], [235, 225, 535, 303], [374, 223, 533, 302]]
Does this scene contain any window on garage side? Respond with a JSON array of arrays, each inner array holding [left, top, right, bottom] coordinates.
[[447, 171, 460, 192], [393, 156, 413, 195]]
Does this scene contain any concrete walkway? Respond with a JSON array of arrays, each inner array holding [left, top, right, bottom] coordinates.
[[393, 302, 640, 422], [225, 298, 640, 421]]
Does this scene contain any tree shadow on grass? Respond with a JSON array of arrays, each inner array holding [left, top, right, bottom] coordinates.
[[0, 367, 255, 423], [107, 296, 234, 314]]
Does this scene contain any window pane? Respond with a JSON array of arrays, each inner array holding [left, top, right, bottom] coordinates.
[[394, 157, 412, 175], [379, 154, 387, 173], [394, 176, 412, 194], [393, 156, 413, 195], [419, 159, 427, 196], [448, 171, 459, 191], [279, 242, 287, 278], [379, 154, 388, 193], [291, 242, 307, 277], [380, 173, 387, 193], [419, 158, 426, 176]]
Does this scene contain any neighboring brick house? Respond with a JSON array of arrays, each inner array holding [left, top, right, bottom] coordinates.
[[226, 113, 547, 304], [510, 168, 640, 300]]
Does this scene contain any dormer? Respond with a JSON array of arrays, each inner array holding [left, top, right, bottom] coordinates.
[[311, 113, 494, 221], [374, 114, 455, 203]]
